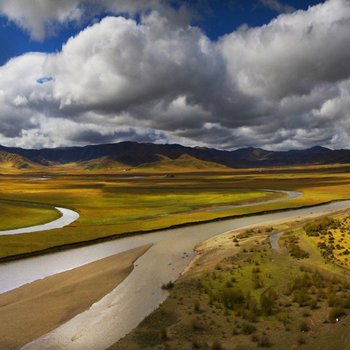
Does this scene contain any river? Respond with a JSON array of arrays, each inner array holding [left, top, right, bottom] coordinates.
[[0, 207, 79, 236], [5, 199, 348, 350]]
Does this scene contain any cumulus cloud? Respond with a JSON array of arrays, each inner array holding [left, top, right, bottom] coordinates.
[[220, 0, 350, 99], [1, 0, 350, 150], [0, 0, 163, 41], [0, 0, 82, 41]]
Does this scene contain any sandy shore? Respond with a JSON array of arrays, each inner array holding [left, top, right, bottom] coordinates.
[[0, 244, 151, 350]]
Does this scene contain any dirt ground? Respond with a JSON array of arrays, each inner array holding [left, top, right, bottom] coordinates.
[[0, 244, 151, 350]]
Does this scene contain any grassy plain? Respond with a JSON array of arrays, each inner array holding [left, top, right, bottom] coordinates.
[[0, 199, 60, 230], [2, 163, 350, 258], [112, 213, 350, 350]]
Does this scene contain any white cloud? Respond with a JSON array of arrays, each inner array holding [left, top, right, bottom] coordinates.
[[1, 0, 350, 150], [0, 0, 82, 41], [0, 0, 162, 41], [220, 0, 350, 100]]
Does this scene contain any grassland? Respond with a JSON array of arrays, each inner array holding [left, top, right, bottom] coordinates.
[[0, 199, 60, 230], [2, 163, 350, 259], [112, 214, 350, 350]]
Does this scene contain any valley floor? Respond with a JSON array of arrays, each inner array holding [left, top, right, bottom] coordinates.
[[111, 211, 350, 350]]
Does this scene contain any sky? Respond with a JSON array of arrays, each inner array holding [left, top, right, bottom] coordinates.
[[0, 0, 349, 151]]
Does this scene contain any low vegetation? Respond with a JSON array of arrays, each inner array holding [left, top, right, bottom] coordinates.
[[112, 214, 350, 350], [0, 199, 60, 231], [304, 216, 350, 267], [3, 163, 350, 258]]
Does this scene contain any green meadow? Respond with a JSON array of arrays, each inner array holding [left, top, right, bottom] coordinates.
[[2, 164, 350, 258], [0, 199, 60, 230]]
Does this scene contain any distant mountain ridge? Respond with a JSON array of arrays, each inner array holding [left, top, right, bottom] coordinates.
[[0, 142, 347, 170]]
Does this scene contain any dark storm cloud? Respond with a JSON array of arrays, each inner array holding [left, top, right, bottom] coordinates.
[[68, 126, 171, 145], [1, 0, 350, 150]]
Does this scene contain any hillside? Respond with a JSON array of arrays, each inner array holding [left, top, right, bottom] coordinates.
[[0, 142, 348, 170], [136, 154, 229, 172], [78, 157, 127, 171], [0, 151, 40, 170]]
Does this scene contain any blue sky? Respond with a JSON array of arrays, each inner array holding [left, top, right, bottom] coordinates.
[[192, 0, 324, 39], [0, 0, 324, 66], [0, 18, 72, 66], [1, 0, 350, 151]]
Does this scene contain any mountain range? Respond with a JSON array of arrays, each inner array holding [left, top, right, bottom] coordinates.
[[0, 142, 348, 171]]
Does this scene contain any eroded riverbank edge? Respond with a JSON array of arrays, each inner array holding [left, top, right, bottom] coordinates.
[[2, 196, 346, 264], [111, 208, 350, 350], [0, 244, 151, 350], [18, 200, 350, 349]]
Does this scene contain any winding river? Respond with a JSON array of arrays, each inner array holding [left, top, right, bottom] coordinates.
[[0, 207, 79, 236], [1, 192, 350, 349], [0, 188, 296, 236], [16, 201, 350, 349], [206, 189, 302, 212]]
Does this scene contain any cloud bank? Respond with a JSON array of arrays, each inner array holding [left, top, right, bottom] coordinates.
[[0, 0, 350, 150], [0, 0, 162, 41]]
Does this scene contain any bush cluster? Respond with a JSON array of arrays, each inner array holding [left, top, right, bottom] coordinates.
[[284, 235, 309, 259], [303, 217, 337, 237]]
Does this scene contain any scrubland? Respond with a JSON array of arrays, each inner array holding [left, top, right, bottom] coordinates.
[[112, 214, 350, 350]]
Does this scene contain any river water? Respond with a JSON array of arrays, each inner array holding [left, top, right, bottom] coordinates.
[[8, 199, 350, 350], [206, 189, 301, 212], [269, 231, 285, 249], [0, 207, 79, 236]]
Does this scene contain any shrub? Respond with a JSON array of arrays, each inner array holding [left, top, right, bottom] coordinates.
[[327, 293, 337, 307], [303, 217, 335, 236], [288, 244, 309, 259], [260, 289, 278, 315], [212, 340, 222, 350], [192, 339, 202, 349], [225, 281, 234, 288], [293, 290, 310, 307], [258, 335, 272, 347], [328, 306, 346, 323], [221, 288, 245, 310], [242, 323, 257, 334], [191, 319, 205, 332], [162, 281, 175, 290], [298, 337, 306, 345], [299, 321, 310, 332], [194, 300, 201, 313], [252, 273, 264, 289], [161, 327, 169, 340]]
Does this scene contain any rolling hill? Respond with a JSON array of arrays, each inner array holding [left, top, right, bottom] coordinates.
[[0, 142, 349, 170], [0, 151, 40, 170], [135, 154, 229, 171]]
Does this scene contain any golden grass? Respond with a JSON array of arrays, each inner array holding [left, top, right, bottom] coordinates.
[[305, 215, 350, 268], [0, 200, 60, 230], [2, 163, 350, 258]]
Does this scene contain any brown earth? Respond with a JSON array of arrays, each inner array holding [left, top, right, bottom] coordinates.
[[0, 244, 151, 350]]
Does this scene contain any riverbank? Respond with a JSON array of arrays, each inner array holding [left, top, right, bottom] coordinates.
[[0, 244, 151, 350], [21, 201, 350, 350], [112, 210, 350, 350], [0, 206, 79, 236], [4, 195, 345, 265]]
